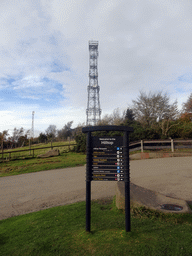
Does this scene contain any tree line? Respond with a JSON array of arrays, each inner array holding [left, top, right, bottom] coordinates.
[[74, 91, 192, 152], [96, 91, 192, 140], [0, 121, 74, 149], [1, 91, 192, 150]]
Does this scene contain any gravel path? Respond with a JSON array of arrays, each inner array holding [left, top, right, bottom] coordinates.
[[0, 166, 116, 220], [1, 156, 192, 220]]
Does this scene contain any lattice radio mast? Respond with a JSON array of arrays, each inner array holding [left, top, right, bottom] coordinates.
[[31, 111, 35, 139], [86, 40, 101, 126]]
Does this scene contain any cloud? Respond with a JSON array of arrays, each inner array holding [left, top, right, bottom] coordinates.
[[1, 0, 192, 133]]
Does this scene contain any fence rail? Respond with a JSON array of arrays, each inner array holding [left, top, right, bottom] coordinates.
[[1, 139, 192, 160], [0, 143, 77, 161], [129, 139, 192, 152]]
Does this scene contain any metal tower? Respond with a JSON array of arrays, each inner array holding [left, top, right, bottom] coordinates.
[[86, 40, 101, 126], [31, 111, 35, 139]]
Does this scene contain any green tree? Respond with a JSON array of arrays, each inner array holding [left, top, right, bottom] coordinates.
[[18, 135, 28, 147], [124, 108, 135, 123], [38, 132, 47, 143], [182, 93, 192, 113], [73, 123, 86, 152]]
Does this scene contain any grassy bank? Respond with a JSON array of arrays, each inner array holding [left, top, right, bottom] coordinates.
[[0, 140, 76, 161], [0, 152, 86, 177], [0, 198, 192, 256]]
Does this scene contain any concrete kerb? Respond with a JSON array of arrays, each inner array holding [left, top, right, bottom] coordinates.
[[116, 182, 192, 214]]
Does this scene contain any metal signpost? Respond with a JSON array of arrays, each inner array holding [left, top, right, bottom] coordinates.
[[82, 126, 133, 232]]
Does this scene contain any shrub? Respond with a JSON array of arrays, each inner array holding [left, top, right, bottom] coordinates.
[[74, 133, 86, 153]]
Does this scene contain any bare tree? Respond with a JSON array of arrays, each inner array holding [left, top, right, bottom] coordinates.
[[132, 91, 179, 137], [45, 125, 57, 140], [97, 108, 124, 126], [57, 121, 73, 140], [132, 91, 178, 126], [97, 114, 114, 125], [12, 127, 24, 143], [111, 108, 124, 125]]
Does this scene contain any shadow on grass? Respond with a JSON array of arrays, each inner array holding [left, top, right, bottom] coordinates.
[[0, 234, 9, 245]]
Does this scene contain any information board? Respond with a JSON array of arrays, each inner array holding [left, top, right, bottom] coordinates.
[[92, 136, 124, 181], [82, 125, 133, 232]]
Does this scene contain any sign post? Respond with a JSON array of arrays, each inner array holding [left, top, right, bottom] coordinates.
[[124, 131, 131, 232], [86, 131, 92, 232], [82, 126, 133, 232]]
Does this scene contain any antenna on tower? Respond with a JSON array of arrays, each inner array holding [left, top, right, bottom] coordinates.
[[31, 111, 35, 139], [86, 40, 101, 125]]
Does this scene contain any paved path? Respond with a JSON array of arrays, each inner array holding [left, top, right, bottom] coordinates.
[[131, 157, 192, 202], [0, 157, 192, 220], [0, 166, 116, 220]]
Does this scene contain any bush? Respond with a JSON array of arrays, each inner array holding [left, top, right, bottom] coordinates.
[[74, 133, 86, 153]]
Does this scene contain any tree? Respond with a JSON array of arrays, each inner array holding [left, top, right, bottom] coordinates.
[[132, 91, 180, 138], [111, 108, 124, 125], [179, 113, 192, 123], [182, 93, 192, 113], [132, 91, 178, 127], [18, 135, 28, 147], [57, 121, 73, 140], [97, 108, 124, 126], [38, 132, 47, 143], [12, 127, 24, 143], [0, 130, 9, 149], [74, 132, 86, 152], [0, 130, 9, 141], [124, 108, 135, 125], [45, 125, 57, 140], [73, 123, 86, 152], [25, 129, 31, 139]]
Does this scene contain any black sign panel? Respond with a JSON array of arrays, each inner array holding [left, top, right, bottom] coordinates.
[[92, 136, 123, 181]]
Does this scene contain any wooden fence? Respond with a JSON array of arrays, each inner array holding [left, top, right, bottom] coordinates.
[[0, 143, 76, 161], [129, 139, 192, 152], [1, 139, 192, 161]]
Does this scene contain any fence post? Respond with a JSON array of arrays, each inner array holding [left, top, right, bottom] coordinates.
[[141, 140, 144, 152], [171, 139, 174, 152], [2, 141, 3, 160], [51, 140, 53, 150], [68, 137, 70, 151], [9, 152, 11, 160], [29, 139, 31, 155]]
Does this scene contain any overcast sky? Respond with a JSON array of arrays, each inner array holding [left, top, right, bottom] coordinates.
[[1, 0, 192, 136]]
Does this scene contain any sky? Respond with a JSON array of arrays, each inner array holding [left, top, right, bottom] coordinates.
[[0, 0, 192, 136]]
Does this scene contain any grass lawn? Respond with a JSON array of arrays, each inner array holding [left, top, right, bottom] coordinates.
[[0, 198, 192, 256], [0, 152, 86, 177]]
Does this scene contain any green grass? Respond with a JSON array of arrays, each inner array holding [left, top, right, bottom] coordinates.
[[0, 198, 192, 256], [0, 152, 86, 177]]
